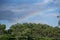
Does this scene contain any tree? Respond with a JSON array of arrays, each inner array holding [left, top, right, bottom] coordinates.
[[0, 23, 60, 40], [0, 24, 6, 35]]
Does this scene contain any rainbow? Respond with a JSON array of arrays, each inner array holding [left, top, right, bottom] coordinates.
[[14, 7, 58, 23]]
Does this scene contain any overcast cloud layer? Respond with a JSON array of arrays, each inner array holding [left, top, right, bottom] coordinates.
[[0, 0, 60, 28]]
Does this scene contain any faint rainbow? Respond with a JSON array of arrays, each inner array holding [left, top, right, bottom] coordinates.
[[14, 7, 58, 23]]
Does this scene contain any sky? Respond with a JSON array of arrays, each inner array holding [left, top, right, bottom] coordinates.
[[0, 0, 60, 29]]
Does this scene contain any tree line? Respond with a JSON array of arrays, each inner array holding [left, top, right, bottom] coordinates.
[[0, 23, 60, 40]]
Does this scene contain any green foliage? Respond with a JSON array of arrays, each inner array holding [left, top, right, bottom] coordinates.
[[0, 23, 60, 40], [0, 24, 6, 35], [0, 35, 9, 40]]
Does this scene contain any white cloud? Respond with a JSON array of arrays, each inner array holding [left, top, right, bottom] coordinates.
[[0, 0, 58, 22], [44, 13, 57, 17]]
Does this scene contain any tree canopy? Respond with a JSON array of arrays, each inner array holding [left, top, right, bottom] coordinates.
[[0, 23, 60, 40]]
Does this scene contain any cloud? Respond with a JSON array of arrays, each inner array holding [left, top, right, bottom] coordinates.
[[0, 10, 15, 20], [0, 0, 59, 23]]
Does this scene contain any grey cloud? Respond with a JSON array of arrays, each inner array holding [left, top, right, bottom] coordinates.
[[0, 0, 59, 22], [0, 10, 15, 20]]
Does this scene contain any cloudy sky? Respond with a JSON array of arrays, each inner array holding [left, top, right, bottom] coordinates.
[[0, 0, 60, 29]]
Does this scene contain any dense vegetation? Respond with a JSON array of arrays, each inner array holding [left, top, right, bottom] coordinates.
[[0, 23, 60, 40]]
